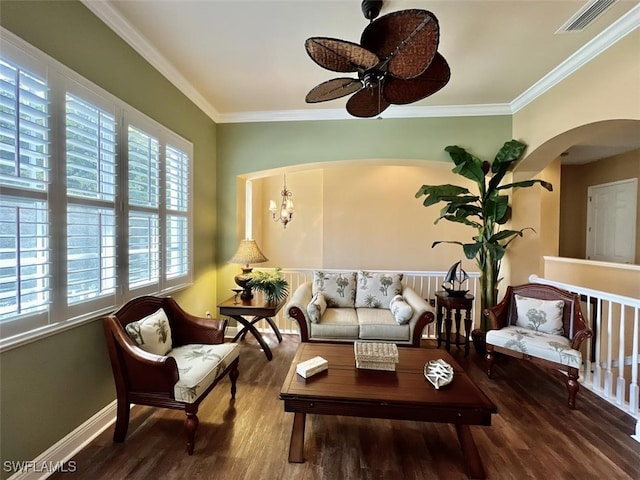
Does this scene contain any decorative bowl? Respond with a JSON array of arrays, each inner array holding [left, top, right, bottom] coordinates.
[[424, 359, 454, 389]]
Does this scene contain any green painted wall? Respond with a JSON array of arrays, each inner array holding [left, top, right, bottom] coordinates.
[[216, 116, 512, 297], [0, 1, 217, 474]]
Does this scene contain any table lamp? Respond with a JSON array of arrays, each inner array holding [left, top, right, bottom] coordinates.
[[229, 239, 268, 300]]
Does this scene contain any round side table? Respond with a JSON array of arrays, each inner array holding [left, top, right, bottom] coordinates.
[[435, 291, 474, 357]]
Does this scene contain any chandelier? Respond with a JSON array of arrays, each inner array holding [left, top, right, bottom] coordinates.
[[269, 175, 294, 228]]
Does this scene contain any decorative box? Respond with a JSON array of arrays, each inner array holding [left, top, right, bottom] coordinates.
[[354, 341, 399, 371], [296, 356, 328, 378]]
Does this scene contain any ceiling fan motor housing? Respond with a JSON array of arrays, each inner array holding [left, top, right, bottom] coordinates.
[[361, 0, 383, 20]]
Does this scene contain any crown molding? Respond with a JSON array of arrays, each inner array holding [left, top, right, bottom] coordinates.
[[80, 0, 222, 123], [217, 103, 513, 124], [83, 1, 639, 124], [511, 3, 640, 113]]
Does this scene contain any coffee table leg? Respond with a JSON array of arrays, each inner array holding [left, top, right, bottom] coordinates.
[[288, 412, 306, 463], [455, 424, 485, 479]]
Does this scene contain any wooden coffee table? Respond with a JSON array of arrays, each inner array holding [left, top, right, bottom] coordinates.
[[279, 343, 497, 479]]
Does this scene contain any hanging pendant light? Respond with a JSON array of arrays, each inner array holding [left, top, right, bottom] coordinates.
[[269, 175, 294, 228]]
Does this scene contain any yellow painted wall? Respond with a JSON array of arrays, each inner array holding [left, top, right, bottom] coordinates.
[[506, 158, 561, 286], [514, 29, 640, 173], [249, 161, 480, 275], [543, 257, 640, 299], [560, 149, 640, 263]]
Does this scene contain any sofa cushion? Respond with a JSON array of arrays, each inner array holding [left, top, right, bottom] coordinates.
[[307, 292, 327, 324], [389, 294, 414, 324], [168, 342, 240, 403], [486, 325, 581, 368], [310, 307, 359, 339], [357, 308, 411, 342], [125, 308, 173, 356], [355, 271, 403, 309], [515, 294, 564, 335], [313, 271, 357, 308]]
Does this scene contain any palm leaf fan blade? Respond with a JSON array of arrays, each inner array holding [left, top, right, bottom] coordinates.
[[384, 52, 450, 104], [346, 83, 390, 118], [305, 37, 379, 73], [306, 78, 363, 103], [361, 9, 439, 80]]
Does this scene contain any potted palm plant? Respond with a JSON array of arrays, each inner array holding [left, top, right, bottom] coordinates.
[[248, 268, 290, 305], [415, 139, 552, 352]]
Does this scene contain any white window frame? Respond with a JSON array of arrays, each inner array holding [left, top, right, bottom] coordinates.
[[0, 28, 193, 351]]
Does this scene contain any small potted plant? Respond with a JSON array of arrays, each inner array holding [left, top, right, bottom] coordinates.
[[248, 268, 290, 305]]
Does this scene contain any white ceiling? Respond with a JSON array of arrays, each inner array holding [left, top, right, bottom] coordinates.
[[84, 0, 640, 160]]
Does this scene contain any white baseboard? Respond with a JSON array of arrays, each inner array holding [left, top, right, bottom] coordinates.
[[7, 401, 117, 480]]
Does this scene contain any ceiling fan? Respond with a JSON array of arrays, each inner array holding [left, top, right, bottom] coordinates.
[[304, 0, 450, 118]]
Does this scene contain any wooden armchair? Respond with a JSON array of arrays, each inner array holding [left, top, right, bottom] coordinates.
[[102, 296, 240, 454], [485, 283, 592, 409]]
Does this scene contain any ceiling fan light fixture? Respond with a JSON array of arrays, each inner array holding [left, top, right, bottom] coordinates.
[[304, 7, 450, 118], [361, 0, 383, 21]]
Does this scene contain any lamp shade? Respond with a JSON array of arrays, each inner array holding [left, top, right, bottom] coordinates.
[[230, 239, 268, 265]]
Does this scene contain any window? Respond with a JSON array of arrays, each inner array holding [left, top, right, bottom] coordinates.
[[0, 30, 193, 345]]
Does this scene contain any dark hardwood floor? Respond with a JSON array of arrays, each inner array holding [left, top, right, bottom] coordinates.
[[51, 334, 640, 480]]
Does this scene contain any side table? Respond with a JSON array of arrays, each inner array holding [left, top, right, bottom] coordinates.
[[218, 295, 286, 361], [435, 291, 474, 357]]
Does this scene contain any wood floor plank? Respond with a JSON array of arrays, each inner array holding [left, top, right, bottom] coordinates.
[[50, 335, 640, 479]]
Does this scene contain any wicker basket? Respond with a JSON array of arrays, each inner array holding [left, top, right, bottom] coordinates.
[[354, 341, 399, 371]]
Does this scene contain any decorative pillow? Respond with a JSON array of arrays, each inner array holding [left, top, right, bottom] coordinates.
[[312, 271, 357, 308], [355, 271, 403, 309], [515, 295, 565, 335], [307, 293, 327, 324], [389, 294, 413, 325], [125, 308, 173, 356]]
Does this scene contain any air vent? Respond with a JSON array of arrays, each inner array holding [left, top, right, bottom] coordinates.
[[556, 0, 617, 33]]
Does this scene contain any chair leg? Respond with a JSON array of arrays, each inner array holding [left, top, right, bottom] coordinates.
[[184, 406, 199, 455], [230, 360, 239, 400], [113, 399, 130, 442], [566, 367, 580, 410], [486, 347, 495, 379]]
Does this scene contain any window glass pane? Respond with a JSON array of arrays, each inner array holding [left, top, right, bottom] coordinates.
[[0, 196, 49, 320], [66, 93, 116, 201], [166, 215, 188, 279], [129, 211, 159, 288], [0, 59, 49, 191], [128, 126, 159, 208], [166, 145, 189, 212], [67, 204, 116, 305]]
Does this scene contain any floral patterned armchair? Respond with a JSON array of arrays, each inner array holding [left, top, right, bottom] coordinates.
[[485, 283, 592, 409], [102, 295, 239, 454]]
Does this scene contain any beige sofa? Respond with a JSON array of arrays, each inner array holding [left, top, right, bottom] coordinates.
[[285, 271, 434, 347]]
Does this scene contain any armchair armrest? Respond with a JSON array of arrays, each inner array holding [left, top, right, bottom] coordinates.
[[285, 282, 313, 342], [571, 328, 593, 350], [103, 316, 180, 395], [402, 286, 435, 347], [165, 297, 227, 346], [485, 292, 511, 330]]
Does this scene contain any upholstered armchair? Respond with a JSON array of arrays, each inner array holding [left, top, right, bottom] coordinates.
[[485, 283, 593, 409], [102, 296, 240, 454]]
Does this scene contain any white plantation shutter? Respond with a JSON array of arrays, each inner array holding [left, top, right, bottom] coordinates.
[[0, 30, 193, 345], [128, 126, 160, 290], [66, 93, 117, 305], [165, 145, 190, 281], [0, 57, 50, 328]]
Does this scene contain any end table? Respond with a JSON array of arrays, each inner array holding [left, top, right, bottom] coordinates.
[[435, 291, 474, 357], [218, 295, 286, 361]]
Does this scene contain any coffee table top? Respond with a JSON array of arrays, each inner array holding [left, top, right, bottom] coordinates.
[[280, 343, 497, 413]]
